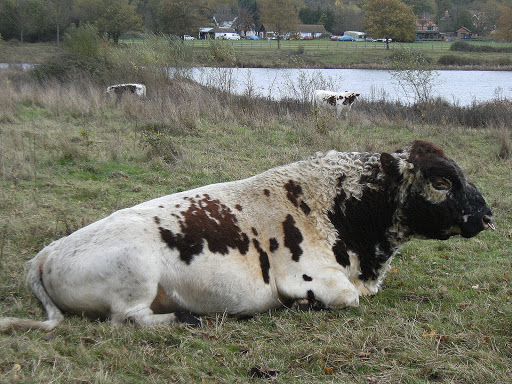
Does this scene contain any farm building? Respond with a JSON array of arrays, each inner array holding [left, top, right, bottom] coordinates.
[[415, 19, 441, 40]]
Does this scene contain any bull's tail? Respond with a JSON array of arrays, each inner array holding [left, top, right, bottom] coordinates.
[[0, 253, 64, 332]]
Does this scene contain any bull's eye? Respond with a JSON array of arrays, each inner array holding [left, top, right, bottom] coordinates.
[[431, 177, 452, 190]]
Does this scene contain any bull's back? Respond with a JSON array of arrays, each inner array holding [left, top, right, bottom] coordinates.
[[35, 177, 290, 316]]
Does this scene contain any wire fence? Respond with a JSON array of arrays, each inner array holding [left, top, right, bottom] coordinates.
[[187, 39, 456, 52]]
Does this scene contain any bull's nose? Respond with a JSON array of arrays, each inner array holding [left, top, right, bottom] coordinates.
[[482, 214, 496, 230]]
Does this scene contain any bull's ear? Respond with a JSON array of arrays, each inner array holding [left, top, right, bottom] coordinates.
[[381, 153, 400, 181]]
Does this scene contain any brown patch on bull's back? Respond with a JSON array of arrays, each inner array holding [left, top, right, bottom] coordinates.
[[283, 214, 303, 262], [303, 274, 313, 281], [284, 180, 310, 215], [325, 95, 337, 106], [284, 180, 303, 207], [252, 227, 258, 236], [154, 216, 161, 225], [269, 238, 279, 252], [235, 204, 243, 211], [263, 189, 270, 197], [159, 194, 250, 264], [300, 202, 311, 215], [253, 239, 270, 284]]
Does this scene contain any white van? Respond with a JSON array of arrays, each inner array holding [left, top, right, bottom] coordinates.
[[221, 33, 241, 40]]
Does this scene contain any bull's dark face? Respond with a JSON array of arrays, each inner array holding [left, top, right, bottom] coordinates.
[[399, 141, 494, 240]]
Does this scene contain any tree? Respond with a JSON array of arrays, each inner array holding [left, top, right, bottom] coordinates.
[[472, 0, 502, 36], [332, 2, 365, 35], [64, 23, 101, 57], [495, 5, 512, 41], [403, 0, 433, 17], [364, 0, 416, 49], [149, 0, 210, 37], [0, 0, 44, 42], [233, 6, 255, 36], [48, 0, 73, 44], [257, 0, 299, 48], [75, 0, 143, 43]]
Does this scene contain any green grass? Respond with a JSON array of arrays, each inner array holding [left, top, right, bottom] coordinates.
[[0, 69, 511, 383], [179, 39, 512, 69], [2, 40, 512, 70]]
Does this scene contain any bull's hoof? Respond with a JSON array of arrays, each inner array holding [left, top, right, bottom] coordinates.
[[175, 312, 201, 327], [292, 298, 329, 312]]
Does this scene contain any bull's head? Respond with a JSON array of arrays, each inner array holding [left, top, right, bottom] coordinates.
[[382, 141, 494, 240]]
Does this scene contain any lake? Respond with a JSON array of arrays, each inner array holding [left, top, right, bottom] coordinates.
[[189, 67, 512, 106], [2, 63, 510, 106]]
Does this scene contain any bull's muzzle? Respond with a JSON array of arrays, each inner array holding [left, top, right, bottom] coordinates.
[[482, 214, 496, 230]]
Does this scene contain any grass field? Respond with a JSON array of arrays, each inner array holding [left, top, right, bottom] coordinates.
[[0, 55, 511, 382], [179, 39, 512, 69], [1, 39, 512, 70]]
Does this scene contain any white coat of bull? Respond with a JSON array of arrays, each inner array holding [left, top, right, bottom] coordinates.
[[106, 83, 146, 97], [0, 141, 494, 331], [313, 90, 360, 116]]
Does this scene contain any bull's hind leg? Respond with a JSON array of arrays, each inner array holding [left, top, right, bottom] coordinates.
[[111, 307, 200, 327]]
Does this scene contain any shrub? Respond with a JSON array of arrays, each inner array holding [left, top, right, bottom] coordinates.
[[390, 48, 438, 104], [450, 41, 512, 53], [137, 122, 182, 163], [64, 24, 102, 58], [31, 53, 111, 82], [208, 40, 236, 64], [105, 34, 194, 86], [438, 55, 480, 66]]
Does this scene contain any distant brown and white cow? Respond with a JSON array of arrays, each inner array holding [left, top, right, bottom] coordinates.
[[0, 141, 494, 331], [313, 90, 360, 116], [106, 83, 146, 98]]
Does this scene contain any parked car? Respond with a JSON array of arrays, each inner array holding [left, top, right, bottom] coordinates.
[[183, 35, 195, 40], [330, 35, 340, 41], [338, 35, 356, 41], [376, 38, 392, 43], [250, 35, 260, 40], [366, 37, 377, 42], [221, 33, 241, 40]]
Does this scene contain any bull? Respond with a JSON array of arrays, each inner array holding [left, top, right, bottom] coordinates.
[[313, 90, 360, 116], [0, 141, 494, 331]]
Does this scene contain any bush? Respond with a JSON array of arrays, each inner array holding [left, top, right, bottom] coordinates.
[[64, 24, 102, 58], [105, 34, 194, 86], [450, 41, 512, 53], [208, 40, 236, 64], [355, 97, 512, 129], [438, 55, 481, 66], [390, 48, 438, 104], [438, 55, 510, 67], [32, 53, 111, 82]]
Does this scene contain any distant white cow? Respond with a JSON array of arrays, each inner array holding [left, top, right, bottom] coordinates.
[[106, 83, 146, 98], [313, 90, 360, 116]]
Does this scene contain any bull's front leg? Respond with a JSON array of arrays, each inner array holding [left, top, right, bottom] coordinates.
[[276, 265, 360, 311]]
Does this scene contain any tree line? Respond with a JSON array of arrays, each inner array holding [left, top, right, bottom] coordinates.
[[0, 0, 511, 44]]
